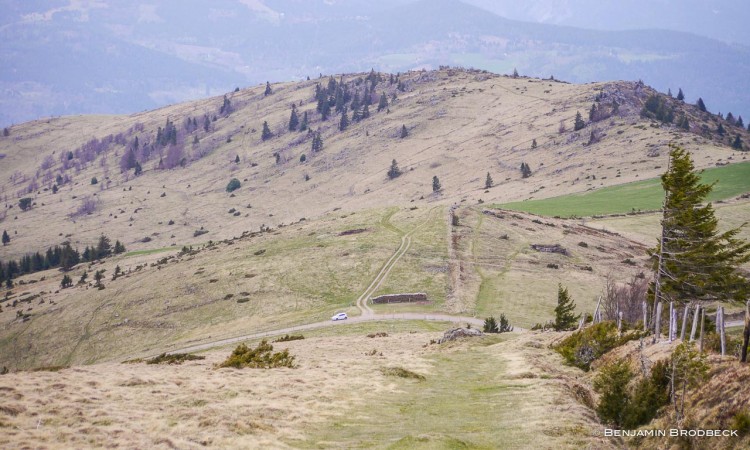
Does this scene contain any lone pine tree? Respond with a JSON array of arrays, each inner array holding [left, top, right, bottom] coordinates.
[[485, 172, 493, 189], [520, 162, 532, 178], [651, 145, 750, 305], [554, 284, 580, 331], [388, 159, 402, 179], [288, 105, 299, 131], [2, 230, 9, 246], [432, 176, 441, 192], [574, 111, 585, 131], [696, 98, 707, 112], [261, 121, 273, 141]]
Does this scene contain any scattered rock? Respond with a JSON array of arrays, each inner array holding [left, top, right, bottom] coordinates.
[[438, 327, 483, 343]]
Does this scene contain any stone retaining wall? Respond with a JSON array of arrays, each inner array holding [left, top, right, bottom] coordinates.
[[370, 293, 428, 304]]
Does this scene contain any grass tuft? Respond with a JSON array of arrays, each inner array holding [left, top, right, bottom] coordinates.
[[381, 366, 426, 381]]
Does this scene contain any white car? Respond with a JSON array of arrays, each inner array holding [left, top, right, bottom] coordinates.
[[331, 312, 348, 321]]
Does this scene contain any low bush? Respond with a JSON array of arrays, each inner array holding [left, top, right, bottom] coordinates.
[[274, 334, 304, 342], [226, 178, 241, 193], [367, 332, 389, 338], [554, 321, 643, 371], [147, 353, 205, 365], [218, 340, 296, 369]]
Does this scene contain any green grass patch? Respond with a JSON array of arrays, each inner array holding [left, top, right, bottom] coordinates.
[[498, 162, 750, 217]]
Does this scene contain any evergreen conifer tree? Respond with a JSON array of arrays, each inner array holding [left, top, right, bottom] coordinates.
[[288, 105, 299, 131], [94, 270, 104, 287], [554, 284, 580, 331], [311, 131, 323, 153], [520, 162, 532, 178], [61, 274, 72, 289], [361, 104, 370, 120], [388, 159, 402, 179], [96, 235, 112, 259], [737, 116, 744, 128], [300, 111, 308, 131], [651, 145, 750, 304], [261, 121, 273, 141], [574, 111, 585, 131], [696, 98, 707, 112], [676, 88, 685, 101], [485, 172, 493, 189], [264, 81, 272, 96], [378, 92, 388, 112], [2, 230, 9, 246], [732, 134, 743, 150], [400, 125, 408, 138], [339, 107, 349, 131], [320, 100, 331, 121], [432, 176, 441, 192], [717, 123, 725, 136]]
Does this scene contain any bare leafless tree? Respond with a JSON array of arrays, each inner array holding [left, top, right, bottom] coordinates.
[[602, 273, 650, 325]]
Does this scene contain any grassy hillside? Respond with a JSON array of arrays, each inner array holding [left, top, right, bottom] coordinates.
[[497, 161, 750, 217], [2, 69, 746, 264]]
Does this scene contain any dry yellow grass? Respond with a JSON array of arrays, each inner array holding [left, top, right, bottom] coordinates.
[[0, 201, 661, 370], [1, 69, 740, 263], [0, 327, 616, 449]]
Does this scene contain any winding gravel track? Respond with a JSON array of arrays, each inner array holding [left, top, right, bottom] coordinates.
[[161, 208, 502, 357]]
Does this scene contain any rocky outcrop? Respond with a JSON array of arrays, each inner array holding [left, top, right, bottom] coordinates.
[[438, 327, 483, 343]]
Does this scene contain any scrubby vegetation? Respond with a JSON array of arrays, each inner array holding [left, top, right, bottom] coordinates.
[[273, 334, 305, 342], [554, 322, 643, 371], [146, 353, 205, 365], [593, 358, 670, 428], [483, 315, 513, 333], [381, 366, 425, 381], [218, 341, 296, 369]]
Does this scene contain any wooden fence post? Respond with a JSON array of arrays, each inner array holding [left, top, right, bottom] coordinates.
[[690, 305, 700, 342], [719, 306, 726, 357], [680, 305, 689, 341], [653, 301, 663, 343], [699, 307, 705, 353], [593, 295, 602, 324], [667, 302, 677, 342], [643, 301, 649, 331], [741, 300, 749, 363]]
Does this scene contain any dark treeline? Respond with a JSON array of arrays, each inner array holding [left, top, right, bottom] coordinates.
[[0, 235, 124, 286]]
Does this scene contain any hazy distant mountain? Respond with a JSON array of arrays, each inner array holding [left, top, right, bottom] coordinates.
[[1, 0, 749, 125], [464, 0, 750, 46]]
